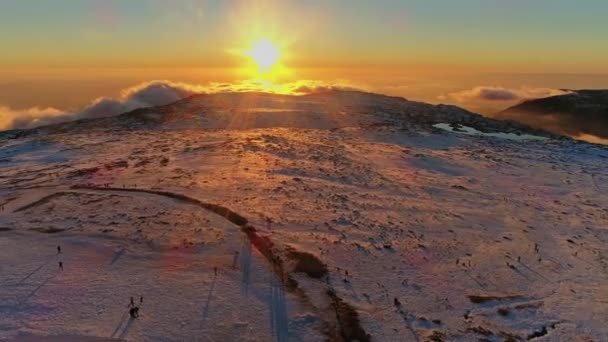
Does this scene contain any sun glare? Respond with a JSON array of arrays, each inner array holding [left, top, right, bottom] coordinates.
[[247, 39, 281, 73]]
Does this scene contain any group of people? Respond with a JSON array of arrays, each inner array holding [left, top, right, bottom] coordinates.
[[55, 245, 143, 319], [128, 296, 143, 319], [57, 245, 64, 270]]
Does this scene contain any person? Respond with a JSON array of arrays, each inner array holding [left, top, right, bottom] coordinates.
[[129, 307, 136, 318], [129, 297, 135, 308], [58, 261, 63, 270], [57, 245, 61, 254], [133, 306, 140, 318], [140, 295, 143, 304], [214, 266, 218, 276]]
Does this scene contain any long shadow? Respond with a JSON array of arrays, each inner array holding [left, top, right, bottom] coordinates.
[[110, 248, 126, 265], [110, 311, 129, 338], [517, 261, 552, 282], [16, 259, 54, 285], [202, 274, 217, 320], [240, 240, 252, 295], [19, 272, 57, 305], [509, 265, 532, 281], [117, 317, 135, 340]]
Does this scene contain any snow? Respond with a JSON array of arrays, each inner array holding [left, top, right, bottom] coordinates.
[[433, 123, 549, 141], [1, 92, 607, 341]]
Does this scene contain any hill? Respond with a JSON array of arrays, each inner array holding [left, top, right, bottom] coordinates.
[[496, 89, 608, 142], [1, 90, 606, 341]]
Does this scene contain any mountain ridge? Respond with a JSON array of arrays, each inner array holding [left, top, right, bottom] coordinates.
[[1, 90, 558, 140], [496, 89, 608, 140]]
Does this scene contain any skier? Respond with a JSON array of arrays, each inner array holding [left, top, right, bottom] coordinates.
[[214, 266, 218, 276], [57, 245, 61, 254], [140, 295, 143, 304], [129, 297, 135, 308], [133, 306, 140, 318], [58, 261, 63, 271], [129, 307, 136, 318]]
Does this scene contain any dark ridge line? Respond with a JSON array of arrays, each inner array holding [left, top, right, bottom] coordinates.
[[70, 185, 248, 226]]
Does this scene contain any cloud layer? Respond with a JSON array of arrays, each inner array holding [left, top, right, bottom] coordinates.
[[0, 80, 357, 131], [445, 86, 570, 104]]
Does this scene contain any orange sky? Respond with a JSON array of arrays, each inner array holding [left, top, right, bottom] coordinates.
[[1, 0, 607, 116]]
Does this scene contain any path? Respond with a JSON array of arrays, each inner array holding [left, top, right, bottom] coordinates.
[[269, 272, 289, 342]]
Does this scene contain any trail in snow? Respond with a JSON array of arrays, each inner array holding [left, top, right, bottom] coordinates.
[[240, 240, 252, 295], [14, 258, 55, 286], [269, 272, 289, 342], [109, 248, 126, 266], [17, 272, 58, 307], [202, 274, 217, 321]]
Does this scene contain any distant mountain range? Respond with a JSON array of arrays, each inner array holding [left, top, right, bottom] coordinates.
[[496, 89, 608, 141]]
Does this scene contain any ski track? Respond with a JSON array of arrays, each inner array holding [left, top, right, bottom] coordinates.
[[270, 272, 289, 342], [240, 240, 252, 295]]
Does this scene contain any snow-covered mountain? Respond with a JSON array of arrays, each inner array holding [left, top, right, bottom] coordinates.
[[2, 90, 554, 138], [1, 91, 606, 341]]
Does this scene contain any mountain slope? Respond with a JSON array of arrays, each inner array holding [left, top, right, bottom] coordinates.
[[1, 90, 606, 341], [496, 89, 608, 141]]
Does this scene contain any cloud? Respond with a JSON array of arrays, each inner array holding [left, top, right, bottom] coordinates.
[[0, 106, 67, 131], [0, 80, 208, 131], [445, 86, 570, 103], [0, 79, 361, 131]]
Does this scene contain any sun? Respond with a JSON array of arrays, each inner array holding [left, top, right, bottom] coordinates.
[[246, 39, 281, 73]]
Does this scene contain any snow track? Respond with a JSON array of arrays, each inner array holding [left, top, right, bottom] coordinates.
[[269, 273, 289, 342]]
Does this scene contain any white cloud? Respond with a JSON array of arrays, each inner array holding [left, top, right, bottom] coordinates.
[[445, 86, 570, 103], [0, 106, 67, 131]]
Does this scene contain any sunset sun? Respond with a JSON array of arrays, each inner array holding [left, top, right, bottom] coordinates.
[[246, 39, 281, 73]]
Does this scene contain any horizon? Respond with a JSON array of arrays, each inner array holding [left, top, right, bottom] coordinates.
[[1, 0, 608, 133]]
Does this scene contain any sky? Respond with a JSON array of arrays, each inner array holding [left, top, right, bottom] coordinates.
[[1, 0, 608, 123]]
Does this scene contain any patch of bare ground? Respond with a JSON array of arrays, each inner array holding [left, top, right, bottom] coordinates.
[[327, 289, 371, 342], [29, 227, 66, 234], [425, 330, 446, 342], [67, 167, 99, 178], [286, 248, 329, 279], [466, 326, 521, 341], [468, 294, 524, 304]]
